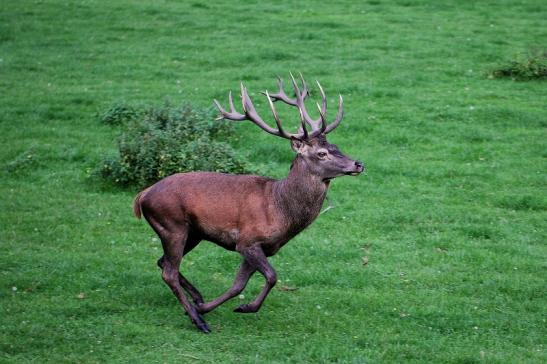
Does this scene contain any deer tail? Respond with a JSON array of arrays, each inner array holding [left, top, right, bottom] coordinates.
[[133, 188, 150, 219]]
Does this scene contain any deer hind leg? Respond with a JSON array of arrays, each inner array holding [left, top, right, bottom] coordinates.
[[160, 252, 210, 333], [146, 215, 210, 333], [157, 258, 204, 306], [196, 260, 255, 314], [233, 244, 277, 314], [157, 235, 204, 305]]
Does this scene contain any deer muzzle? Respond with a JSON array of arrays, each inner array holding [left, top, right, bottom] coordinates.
[[345, 160, 365, 176]]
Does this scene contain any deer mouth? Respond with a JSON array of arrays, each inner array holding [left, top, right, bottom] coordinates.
[[344, 162, 364, 176]]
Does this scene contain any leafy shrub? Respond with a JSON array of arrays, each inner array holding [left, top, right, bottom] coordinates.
[[99, 102, 140, 125], [489, 51, 547, 80], [98, 102, 253, 188]]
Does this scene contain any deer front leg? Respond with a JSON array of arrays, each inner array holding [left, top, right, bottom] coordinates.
[[196, 260, 255, 314], [234, 245, 277, 314]]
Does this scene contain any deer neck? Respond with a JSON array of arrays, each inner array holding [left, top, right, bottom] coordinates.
[[273, 155, 329, 232]]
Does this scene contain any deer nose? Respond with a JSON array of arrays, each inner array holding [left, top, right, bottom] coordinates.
[[355, 160, 364, 172]]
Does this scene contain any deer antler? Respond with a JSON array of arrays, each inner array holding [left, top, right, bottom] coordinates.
[[260, 75, 310, 106], [214, 74, 344, 140]]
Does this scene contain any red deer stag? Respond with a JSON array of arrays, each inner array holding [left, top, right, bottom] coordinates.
[[133, 74, 364, 333]]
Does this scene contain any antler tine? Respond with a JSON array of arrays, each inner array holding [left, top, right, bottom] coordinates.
[[228, 91, 237, 113], [242, 83, 307, 139], [213, 100, 226, 121], [265, 90, 291, 139], [289, 72, 323, 131], [239, 84, 287, 137], [215, 84, 294, 138], [316, 80, 327, 117], [289, 72, 301, 98], [260, 77, 294, 106], [298, 72, 310, 99], [214, 90, 246, 121], [306, 102, 328, 138], [240, 83, 247, 112], [324, 94, 344, 134], [298, 108, 309, 140], [316, 102, 327, 133]]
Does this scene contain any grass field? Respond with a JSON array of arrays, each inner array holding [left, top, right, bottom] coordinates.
[[1, 0, 546, 362]]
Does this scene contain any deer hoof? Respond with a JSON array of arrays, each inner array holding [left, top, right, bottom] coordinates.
[[233, 304, 257, 313], [196, 321, 211, 334], [192, 315, 211, 333]]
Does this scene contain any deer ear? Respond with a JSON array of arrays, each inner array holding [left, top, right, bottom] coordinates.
[[290, 137, 305, 153]]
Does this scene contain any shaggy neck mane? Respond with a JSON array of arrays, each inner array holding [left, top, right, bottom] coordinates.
[[273, 155, 329, 233]]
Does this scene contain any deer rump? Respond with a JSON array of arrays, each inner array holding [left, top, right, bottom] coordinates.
[[134, 74, 364, 333]]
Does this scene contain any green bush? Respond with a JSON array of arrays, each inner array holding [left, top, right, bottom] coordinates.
[[489, 51, 547, 80], [99, 102, 140, 125], [98, 102, 253, 188]]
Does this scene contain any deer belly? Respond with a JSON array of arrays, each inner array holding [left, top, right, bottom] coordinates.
[[196, 223, 239, 251]]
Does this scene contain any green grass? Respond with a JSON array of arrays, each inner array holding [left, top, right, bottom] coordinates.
[[1, 0, 546, 362]]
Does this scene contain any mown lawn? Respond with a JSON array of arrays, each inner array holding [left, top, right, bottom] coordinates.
[[1, 0, 546, 363]]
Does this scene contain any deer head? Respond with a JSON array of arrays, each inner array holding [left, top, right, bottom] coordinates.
[[214, 74, 364, 181]]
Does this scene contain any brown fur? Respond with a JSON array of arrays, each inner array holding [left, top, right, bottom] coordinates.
[[135, 135, 363, 333]]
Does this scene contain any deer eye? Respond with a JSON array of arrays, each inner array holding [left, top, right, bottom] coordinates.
[[317, 151, 327, 158]]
